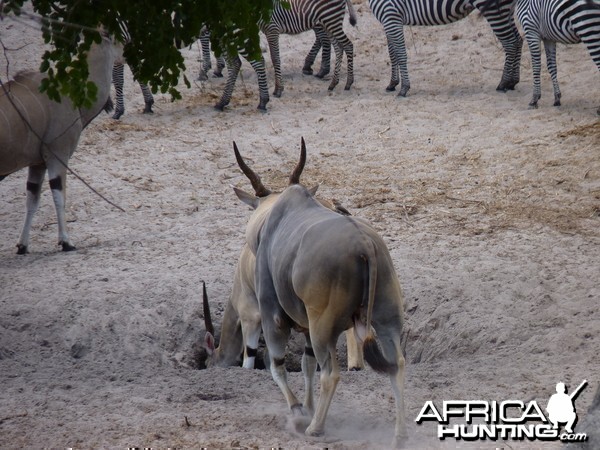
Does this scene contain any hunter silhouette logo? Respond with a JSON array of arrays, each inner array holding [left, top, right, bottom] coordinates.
[[546, 380, 587, 434], [416, 379, 589, 442]]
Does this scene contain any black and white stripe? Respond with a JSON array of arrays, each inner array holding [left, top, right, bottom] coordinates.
[[198, 26, 226, 81], [368, 0, 523, 96], [513, 0, 600, 112], [111, 62, 155, 120], [263, 0, 355, 97]]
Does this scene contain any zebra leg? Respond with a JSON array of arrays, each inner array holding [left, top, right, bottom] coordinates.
[[382, 20, 407, 95], [303, 28, 322, 75], [265, 25, 284, 97], [324, 25, 353, 91], [111, 62, 125, 119], [16, 165, 46, 254], [139, 83, 155, 114], [214, 56, 226, 78], [249, 58, 270, 111], [543, 40, 561, 107], [215, 55, 242, 110], [316, 28, 332, 79], [574, 26, 600, 114], [479, 1, 523, 91], [198, 28, 212, 81], [524, 31, 543, 109]]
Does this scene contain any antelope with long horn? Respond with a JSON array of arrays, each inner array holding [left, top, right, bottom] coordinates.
[[231, 138, 407, 446], [202, 148, 363, 370], [0, 33, 116, 254]]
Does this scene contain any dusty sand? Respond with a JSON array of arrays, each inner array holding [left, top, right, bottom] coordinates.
[[1, 3, 599, 448]]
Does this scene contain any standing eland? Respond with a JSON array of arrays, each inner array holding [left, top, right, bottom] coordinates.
[[0, 34, 115, 254], [232, 138, 408, 446], [203, 199, 365, 371]]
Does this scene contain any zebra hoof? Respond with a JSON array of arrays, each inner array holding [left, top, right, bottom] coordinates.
[[213, 72, 224, 78], [112, 109, 124, 120], [386, 82, 398, 92], [553, 100, 561, 107], [197, 72, 209, 81], [302, 67, 313, 75], [273, 88, 283, 98], [60, 241, 77, 252], [528, 102, 539, 110], [315, 70, 329, 79], [16, 244, 28, 255], [214, 103, 226, 111], [398, 88, 410, 97], [143, 100, 154, 114]]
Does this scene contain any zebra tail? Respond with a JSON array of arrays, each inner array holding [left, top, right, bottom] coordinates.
[[346, 0, 358, 27]]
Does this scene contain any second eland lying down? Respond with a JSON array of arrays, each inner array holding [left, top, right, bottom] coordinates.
[[0, 33, 115, 254], [231, 138, 408, 446]]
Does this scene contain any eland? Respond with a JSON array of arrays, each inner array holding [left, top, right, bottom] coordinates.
[[231, 138, 408, 446], [203, 199, 365, 371], [0, 34, 115, 254]]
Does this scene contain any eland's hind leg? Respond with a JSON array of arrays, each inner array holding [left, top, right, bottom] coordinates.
[[304, 325, 340, 437], [16, 165, 46, 254], [373, 317, 407, 447]]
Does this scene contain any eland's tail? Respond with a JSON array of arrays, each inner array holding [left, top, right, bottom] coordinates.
[[361, 239, 398, 375]]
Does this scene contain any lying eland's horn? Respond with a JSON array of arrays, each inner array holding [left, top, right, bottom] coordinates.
[[233, 141, 271, 197], [202, 282, 215, 336], [289, 137, 307, 185]]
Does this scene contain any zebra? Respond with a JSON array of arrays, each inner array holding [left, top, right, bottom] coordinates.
[[197, 26, 226, 81], [263, 0, 355, 97], [368, 0, 523, 97], [214, 51, 270, 111], [111, 43, 154, 120], [486, 0, 600, 113], [302, 0, 358, 78]]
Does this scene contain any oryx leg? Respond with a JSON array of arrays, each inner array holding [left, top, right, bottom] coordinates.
[[16, 165, 46, 254], [46, 158, 76, 252], [345, 327, 364, 370]]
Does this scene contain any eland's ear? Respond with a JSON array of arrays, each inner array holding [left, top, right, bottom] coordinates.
[[234, 187, 260, 209], [308, 184, 319, 196], [204, 332, 216, 355]]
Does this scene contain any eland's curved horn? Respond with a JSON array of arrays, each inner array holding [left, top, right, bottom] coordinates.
[[202, 282, 215, 336], [233, 142, 271, 197], [289, 137, 307, 185]]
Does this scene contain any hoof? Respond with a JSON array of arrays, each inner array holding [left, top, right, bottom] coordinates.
[[60, 241, 77, 252], [528, 102, 539, 110], [213, 72, 224, 78], [16, 244, 28, 255], [305, 424, 325, 437], [112, 109, 124, 120], [197, 71, 208, 81], [214, 103, 226, 111], [393, 434, 409, 448], [302, 67, 314, 75], [143, 100, 154, 114], [315, 70, 329, 79], [273, 88, 283, 98]]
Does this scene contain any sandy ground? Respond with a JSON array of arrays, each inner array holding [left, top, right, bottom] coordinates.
[[1, 3, 599, 448]]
